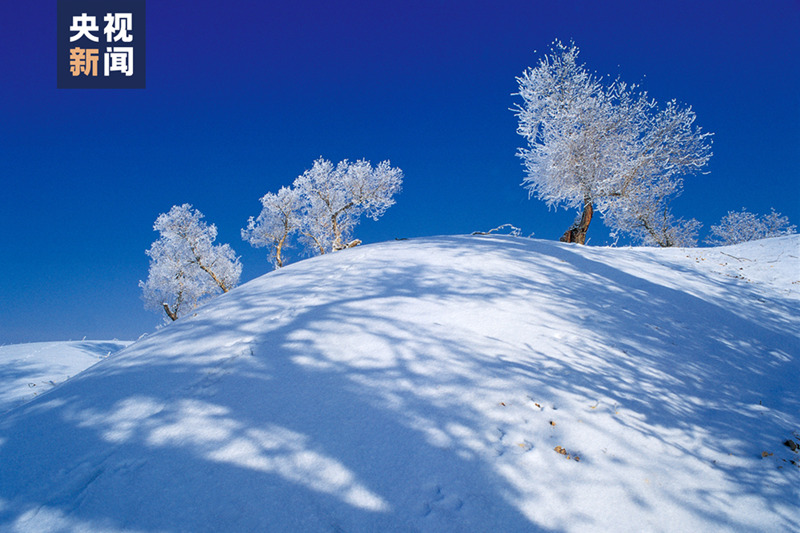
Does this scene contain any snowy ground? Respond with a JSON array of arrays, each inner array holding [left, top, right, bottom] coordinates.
[[0, 235, 798, 532], [0, 341, 131, 415]]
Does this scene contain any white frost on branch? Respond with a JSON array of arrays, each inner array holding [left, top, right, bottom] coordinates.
[[242, 186, 301, 268], [514, 40, 713, 246], [706, 208, 797, 246], [244, 158, 403, 267], [140, 204, 241, 322]]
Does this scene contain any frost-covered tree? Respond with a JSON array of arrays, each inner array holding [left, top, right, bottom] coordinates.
[[602, 96, 710, 247], [294, 158, 403, 254], [244, 158, 403, 266], [603, 166, 702, 247], [705, 208, 797, 246], [140, 204, 241, 321], [242, 186, 301, 268], [514, 41, 713, 245]]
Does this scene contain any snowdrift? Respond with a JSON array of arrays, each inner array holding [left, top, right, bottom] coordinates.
[[0, 341, 131, 415], [1, 235, 798, 532]]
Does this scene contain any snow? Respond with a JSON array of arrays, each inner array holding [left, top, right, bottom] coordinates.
[[1, 235, 798, 532], [0, 341, 131, 415]]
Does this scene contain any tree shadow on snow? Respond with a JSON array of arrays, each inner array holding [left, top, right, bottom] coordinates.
[[0, 235, 797, 531]]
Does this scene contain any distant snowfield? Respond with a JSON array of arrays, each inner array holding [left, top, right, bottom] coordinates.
[[0, 341, 131, 414], [1, 235, 798, 532]]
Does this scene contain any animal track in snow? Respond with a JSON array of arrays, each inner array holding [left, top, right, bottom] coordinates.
[[418, 483, 463, 517], [493, 426, 534, 456]]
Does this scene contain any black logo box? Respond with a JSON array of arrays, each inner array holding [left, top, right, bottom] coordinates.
[[57, 0, 146, 89]]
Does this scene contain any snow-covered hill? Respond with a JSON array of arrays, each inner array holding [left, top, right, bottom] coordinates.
[[1, 235, 798, 532], [0, 341, 131, 415]]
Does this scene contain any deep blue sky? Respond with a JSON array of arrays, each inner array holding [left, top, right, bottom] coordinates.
[[1, 1, 798, 343]]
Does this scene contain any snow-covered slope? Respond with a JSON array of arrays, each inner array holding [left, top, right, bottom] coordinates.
[[1, 235, 798, 532], [0, 341, 131, 415]]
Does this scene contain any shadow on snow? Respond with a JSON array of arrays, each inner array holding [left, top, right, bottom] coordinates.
[[0, 236, 797, 531]]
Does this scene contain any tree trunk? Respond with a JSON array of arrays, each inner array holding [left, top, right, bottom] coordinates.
[[196, 261, 230, 292], [560, 197, 594, 244], [188, 243, 230, 292], [163, 303, 178, 321], [331, 213, 343, 251], [331, 202, 355, 252], [275, 234, 286, 268]]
